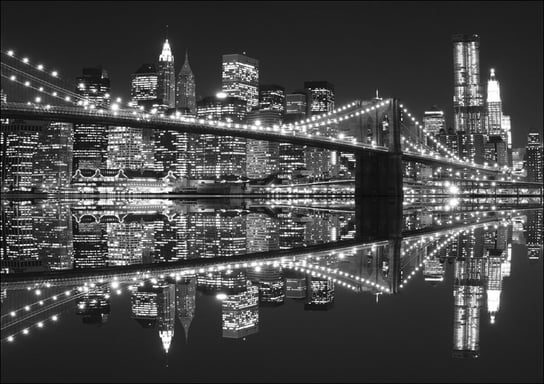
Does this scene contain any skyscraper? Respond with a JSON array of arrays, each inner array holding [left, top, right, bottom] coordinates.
[[423, 107, 446, 136], [75, 67, 111, 107], [285, 92, 308, 121], [131, 64, 159, 108], [73, 67, 111, 171], [1, 120, 43, 192], [485, 68, 512, 150], [176, 51, 196, 114], [222, 53, 259, 112], [245, 111, 281, 179], [33, 122, 73, 192], [452, 34, 484, 133], [526, 133, 543, 183], [258, 85, 285, 114], [157, 39, 176, 109], [485, 68, 502, 135], [304, 81, 335, 116], [196, 94, 247, 178]]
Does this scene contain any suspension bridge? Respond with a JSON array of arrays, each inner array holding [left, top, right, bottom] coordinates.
[[1, 48, 532, 199]]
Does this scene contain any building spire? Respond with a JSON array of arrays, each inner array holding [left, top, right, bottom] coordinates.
[[180, 49, 193, 74], [159, 33, 174, 62]]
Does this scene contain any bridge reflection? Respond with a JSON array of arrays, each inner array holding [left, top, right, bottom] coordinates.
[[2, 209, 540, 361]]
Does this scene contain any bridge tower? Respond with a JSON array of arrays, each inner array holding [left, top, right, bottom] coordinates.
[[354, 98, 403, 291]]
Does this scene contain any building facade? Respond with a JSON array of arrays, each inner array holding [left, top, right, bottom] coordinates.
[[157, 39, 176, 109], [452, 34, 484, 134], [222, 53, 259, 112], [131, 64, 159, 108], [176, 51, 196, 114], [526, 132, 543, 183]]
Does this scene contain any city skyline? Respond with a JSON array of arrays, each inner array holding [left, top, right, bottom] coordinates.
[[1, 2, 542, 148]]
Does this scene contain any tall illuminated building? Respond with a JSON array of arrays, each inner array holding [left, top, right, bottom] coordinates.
[[154, 130, 188, 175], [423, 107, 446, 136], [485, 68, 502, 136], [511, 148, 526, 176], [259, 85, 285, 114], [107, 127, 147, 170], [33, 122, 73, 192], [73, 67, 110, 171], [285, 92, 308, 121], [526, 133, 543, 183], [222, 282, 259, 339], [304, 81, 336, 179], [196, 94, 247, 178], [245, 111, 281, 179], [75, 67, 111, 107], [280, 92, 307, 181], [222, 53, 259, 112], [501, 115, 512, 149], [131, 64, 159, 108], [485, 135, 508, 166], [304, 81, 335, 115], [157, 38, 176, 109], [0, 200, 41, 273], [176, 51, 196, 114], [485, 68, 512, 151], [0, 120, 43, 192], [452, 34, 484, 133]]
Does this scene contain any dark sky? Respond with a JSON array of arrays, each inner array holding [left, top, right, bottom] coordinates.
[[1, 1, 542, 148]]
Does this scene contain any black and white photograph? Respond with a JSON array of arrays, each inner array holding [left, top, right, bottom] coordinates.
[[1, 1, 543, 383]]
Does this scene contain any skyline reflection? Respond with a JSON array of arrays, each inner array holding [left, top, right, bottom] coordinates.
[[1, 201, 542, 365]]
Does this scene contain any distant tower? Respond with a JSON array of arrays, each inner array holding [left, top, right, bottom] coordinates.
[[485, 68, 502, 136], [176, 51, 196, 114], [157, 37, 176, 109], [452, 34, 484, 133]]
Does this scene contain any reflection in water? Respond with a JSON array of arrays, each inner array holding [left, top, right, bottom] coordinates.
[[2, 205, 542, 358], [1, 205, 542, 364]]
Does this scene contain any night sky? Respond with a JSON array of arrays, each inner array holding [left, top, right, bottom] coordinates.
[[1, 1, 542, 148]]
